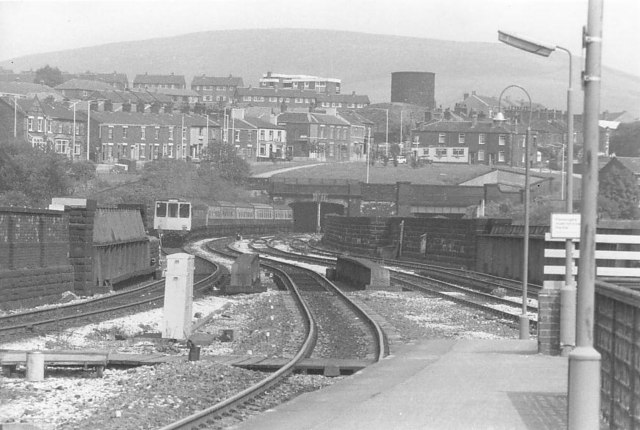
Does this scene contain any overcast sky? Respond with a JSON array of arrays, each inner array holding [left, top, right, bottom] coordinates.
[[1, 0, 639, 77]]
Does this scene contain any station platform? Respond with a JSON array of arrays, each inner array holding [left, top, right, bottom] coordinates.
[[230, 338, 569, 430]]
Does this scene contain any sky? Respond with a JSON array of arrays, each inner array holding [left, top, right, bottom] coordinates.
[[0, 0, 639, 77]]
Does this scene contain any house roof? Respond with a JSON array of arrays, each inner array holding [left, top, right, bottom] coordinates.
[[191, 75, 244, 87], [91, 111, 216, 127], [0, 81, 63, 99], [133, 74, 186, 86], [244, 116, 283, 129], [148, 88, 199, 97], [78, 72, 129, 86], [277, 112, 311, 124], [608, 157, 640, 175], [236, 87, 317, 98], [338, 110, 375, 126], [310, 113, 350, 126], [56, 79, 115, 91], [41, 101, 78, 121], [316, 93, 370, 104], [418, 120, 513, 134]]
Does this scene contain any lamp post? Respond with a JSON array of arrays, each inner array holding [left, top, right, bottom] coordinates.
[[567, 0, 603, 428], [69, 101, 80, 160], [498, 84, 532, 340], [13, 96, 18, 138], [86, 99, 105, 162], [499, 30, 576, 349]]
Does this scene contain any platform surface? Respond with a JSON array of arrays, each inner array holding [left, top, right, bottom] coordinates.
[[230, 338, 569, 430]]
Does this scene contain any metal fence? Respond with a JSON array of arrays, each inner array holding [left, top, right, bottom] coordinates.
[[595, 280, 640, 429]]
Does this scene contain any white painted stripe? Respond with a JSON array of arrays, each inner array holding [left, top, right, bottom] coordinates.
[[544, 249, 640, 260], [545, 233, 640, 244]]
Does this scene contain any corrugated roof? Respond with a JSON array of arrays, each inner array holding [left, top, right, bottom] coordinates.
[[93, 208, 147, 244]]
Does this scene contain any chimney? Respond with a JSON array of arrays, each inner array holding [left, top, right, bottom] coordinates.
[[472, 90, 476, 96], [463, 92, 469, 100]]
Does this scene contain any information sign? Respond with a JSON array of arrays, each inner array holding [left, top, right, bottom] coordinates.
[[550, 213, 581, 239]]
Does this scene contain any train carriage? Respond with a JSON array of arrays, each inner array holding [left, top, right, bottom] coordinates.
[[154, 199, 192, 232]]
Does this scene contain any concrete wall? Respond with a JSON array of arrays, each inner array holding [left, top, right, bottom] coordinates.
[[0, 207, 74, 310]]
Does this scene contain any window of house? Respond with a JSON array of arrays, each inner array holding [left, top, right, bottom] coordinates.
[[458, 133, 465, 144], [436, 148, 447, 157], [244, 96, 252, 101], [28, 117, 33, 131], [499, 134, 506, 145], [277, 130, 282, 141], [268, 130, 274, 140], [259, 144, 266, 156], [47, 120, 52, 133], [54, 139, 69, 154], [140, 143, 146, 159], [478, 150, 485, 161], [521, 136, 526, 148], [74, 143, 81, 155], [123, 126, 128, 138], [169, 127, 174, 140], [259, 130, 265, 140], [453, 148, 465, 157], [320, 125, 326, 138], [75, 123, 80, 136], [37, 118, 43, 132], [234, 130, 240, 142], [479, 133, 486, 145], [108, 126, 113, 140], [329, 126, 335, 139], [438, 133, 446, 144], [167, 143, 173, 157], [498, 151, 505, 162], [294, 98, 303, 103], [155, 127, 160, 139], [269, 97, 277, 102], [141, 126, 146, 140]]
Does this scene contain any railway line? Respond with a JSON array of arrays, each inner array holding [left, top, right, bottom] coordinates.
[[252, 235, 539, 327], [0, 262, 223, 339], [152, 237, 387, 430]]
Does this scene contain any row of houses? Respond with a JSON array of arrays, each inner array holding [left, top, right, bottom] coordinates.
[[0, 95, 376, 164]]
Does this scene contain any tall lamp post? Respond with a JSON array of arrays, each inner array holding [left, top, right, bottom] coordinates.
[[497, 84, 532, 340], [498, 30, 576, 349]]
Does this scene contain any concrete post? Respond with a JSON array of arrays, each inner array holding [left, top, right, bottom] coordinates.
[[26, 351, 45, 381], [568, 0, 602, 428], [162, 253, 194, 340]]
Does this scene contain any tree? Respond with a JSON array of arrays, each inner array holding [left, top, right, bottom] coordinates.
[[0, 142, 72, 206], [34, 65, 64, 87], [609, 121, 640, 157], [598, 164, 640, 219]]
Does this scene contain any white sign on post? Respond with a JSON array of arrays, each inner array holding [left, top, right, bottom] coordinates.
[[550, 213, 581, 239]]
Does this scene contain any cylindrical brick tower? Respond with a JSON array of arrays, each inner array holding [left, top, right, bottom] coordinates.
[[391, 72, 436, 108]]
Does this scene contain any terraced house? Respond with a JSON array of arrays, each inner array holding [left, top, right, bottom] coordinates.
[[225, 109, 287, 161], [92, 112, 219, 163], [133, 73, 186, 90], [410, 116, 534, 166], [0, 96, 88, 159], [191, 75, 243, 107], [235, 87, 317, 112]]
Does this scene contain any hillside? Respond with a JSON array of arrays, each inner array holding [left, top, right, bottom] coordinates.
[[2, 29, 639, 117]]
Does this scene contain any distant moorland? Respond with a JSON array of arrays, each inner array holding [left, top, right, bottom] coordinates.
[[2, 29, 639, 117]]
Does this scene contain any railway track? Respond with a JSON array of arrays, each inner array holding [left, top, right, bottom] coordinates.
[[254, 236, 538, 327], [0, 260, 223, 338], [157, 237, 386, 430]]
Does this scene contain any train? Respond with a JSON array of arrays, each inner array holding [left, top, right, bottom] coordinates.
[[153, 198, 294, 246]]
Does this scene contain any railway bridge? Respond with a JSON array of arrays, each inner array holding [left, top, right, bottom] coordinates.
[[250, 177, 534, 232]]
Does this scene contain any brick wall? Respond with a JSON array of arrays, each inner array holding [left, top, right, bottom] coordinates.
[[537, 287, 561, 355], [0, 207, 74, 310], [322, 215, 498, 268], [65, 201, 97, 295]]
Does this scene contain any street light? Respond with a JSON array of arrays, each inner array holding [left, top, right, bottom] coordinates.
[[68, 101, 80, 160], [498, 84, 532, 340], [85, 99, 106, 161], [499, 29, 576, 350]]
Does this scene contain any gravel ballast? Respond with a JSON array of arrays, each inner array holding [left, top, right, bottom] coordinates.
[[1, 273, 520, 430]]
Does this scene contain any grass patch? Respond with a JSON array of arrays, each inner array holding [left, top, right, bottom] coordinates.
[[266, 161, 493, 185]]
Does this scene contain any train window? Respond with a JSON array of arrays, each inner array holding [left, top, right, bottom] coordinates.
[[168, 203, 179, 218], [156, 202, 167, 217], [179, 203, 190, 218]]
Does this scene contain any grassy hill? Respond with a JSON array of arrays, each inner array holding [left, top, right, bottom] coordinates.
[[2, 29, 639, 117]]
